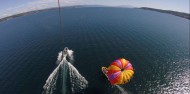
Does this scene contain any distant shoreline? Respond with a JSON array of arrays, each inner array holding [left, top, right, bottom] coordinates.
[[0, 6, 189, 22], [140, 7, 190, 20], [0, 7, 58, 22]]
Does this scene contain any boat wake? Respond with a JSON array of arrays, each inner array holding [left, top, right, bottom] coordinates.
[[42, 47, 88, 94], [115, 85, 128, 94]]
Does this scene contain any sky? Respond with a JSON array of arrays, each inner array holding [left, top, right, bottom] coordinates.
[[0, 0, 189, 19]]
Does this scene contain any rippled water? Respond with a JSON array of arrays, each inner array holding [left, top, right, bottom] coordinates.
[[0, 7, 189, 94]]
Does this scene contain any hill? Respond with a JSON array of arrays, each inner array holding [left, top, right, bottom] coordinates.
[[141, 7, 190, 20]]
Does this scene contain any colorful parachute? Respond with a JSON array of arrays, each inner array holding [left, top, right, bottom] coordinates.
[[107, 58, 134, 85]]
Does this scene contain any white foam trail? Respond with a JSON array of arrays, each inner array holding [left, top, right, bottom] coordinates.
[[43, 47, 88, 94], [67, 49, 74, 62], [56, 51, 63, 64], [43, 52, 66, 94], [42, 63, 61, 94], [67, 61, 88, 93], [67, 49, 73, 58], [115, 85, 128, 94]]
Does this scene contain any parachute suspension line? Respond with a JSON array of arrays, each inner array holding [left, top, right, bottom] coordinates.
[[57, 0, 63, 42]]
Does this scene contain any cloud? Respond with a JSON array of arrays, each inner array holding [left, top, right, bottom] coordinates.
[[0, 0, 85, 19], [28, 0, 85, 5]]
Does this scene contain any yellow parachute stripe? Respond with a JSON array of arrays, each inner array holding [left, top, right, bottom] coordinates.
[[122, 70, 134, 81], [120, 58, 127, 68], [116, 72, 123, 84], [107, 65, 120, 70], [128, 70, 134, 77], [122, 73, 128, 84]]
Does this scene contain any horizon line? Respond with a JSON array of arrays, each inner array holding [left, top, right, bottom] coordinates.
[[0, 5, 189, 21]]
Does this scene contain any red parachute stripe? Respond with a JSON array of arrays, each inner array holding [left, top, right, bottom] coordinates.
[[107, 70, 120, 75], [110, 62, 122, 69], [110, 73, 122, 84], [119, 58, 129, 68], [124, 67, 133, 70]]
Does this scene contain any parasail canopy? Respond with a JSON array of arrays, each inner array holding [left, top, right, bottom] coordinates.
[[107, 58, 134, 85]]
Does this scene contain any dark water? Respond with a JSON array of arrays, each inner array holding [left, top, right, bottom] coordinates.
[[0, 7, 189, 94]]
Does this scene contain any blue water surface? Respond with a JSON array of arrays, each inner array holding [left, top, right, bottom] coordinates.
[[0, 7, 189, 94]]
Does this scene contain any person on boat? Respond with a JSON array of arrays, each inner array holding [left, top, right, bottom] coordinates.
[[102, 67, 108, 76], [62, 47, 68, 57]]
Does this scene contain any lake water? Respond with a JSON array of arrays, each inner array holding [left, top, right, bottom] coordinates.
[[0, 7, 189, 94]]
